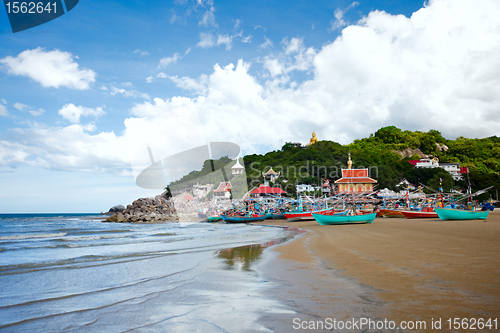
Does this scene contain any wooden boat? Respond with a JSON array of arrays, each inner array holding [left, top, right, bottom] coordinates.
[[313, 209, 349, 216], [401, 207, 438, 219], [434, 208, 489, 220], [284, 211, 314, 220], [220, 214, 266, 223], [312, 211, 376, 225], [377, 209, 405, 218], [207, 216, 222, 222]]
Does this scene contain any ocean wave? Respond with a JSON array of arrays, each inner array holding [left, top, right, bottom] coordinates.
[[0, 233, 67, 241]]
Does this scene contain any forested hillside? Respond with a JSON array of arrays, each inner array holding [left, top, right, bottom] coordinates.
[[169, 127, 500, 201]]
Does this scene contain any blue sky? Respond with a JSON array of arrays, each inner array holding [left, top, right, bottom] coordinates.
[[1, 0, 499, 212]]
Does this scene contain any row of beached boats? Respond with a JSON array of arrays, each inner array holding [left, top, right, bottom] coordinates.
[[205, 186, 496, 225], [218, 206, 492, 225]]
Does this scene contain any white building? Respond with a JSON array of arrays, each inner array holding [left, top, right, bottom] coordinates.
[[231, 158, 245, 176], [296, 184, 317, 193], [438, 163, 463, 181], [408, 158, 464, 181]]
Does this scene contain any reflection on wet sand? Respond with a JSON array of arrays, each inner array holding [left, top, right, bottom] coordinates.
[[218, 245, 264, 271], [217, 226, 304, 271]]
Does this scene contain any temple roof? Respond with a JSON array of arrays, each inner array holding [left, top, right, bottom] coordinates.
[[250, 185, 286, 194], [183, 193, 194, 200], [214, 182, 232, 192], [262, 167, 280, 176], [341, 169, 369, 177], [231, 158, 245, 170], [335, 177, 377, 184]]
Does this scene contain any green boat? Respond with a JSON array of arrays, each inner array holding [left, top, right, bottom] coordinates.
[[312, 211, 376, 225], [434, 208, 489, 220], [207, 216, 222, 222]]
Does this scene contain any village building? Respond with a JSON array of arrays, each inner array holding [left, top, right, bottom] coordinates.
[[231, 158, 245, 176], [249, 184, 287, 198], [192, 183, 213, 198], [334, 153, 377, 193], [296, 184, 315, 193], [262, 167, 280, 183], [407, 158, 467, 181], [213, 181, 232, 199]]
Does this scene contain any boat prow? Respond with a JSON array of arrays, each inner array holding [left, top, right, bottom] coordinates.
[[312, 211, 376, 225], [434, 208, 490, 220]]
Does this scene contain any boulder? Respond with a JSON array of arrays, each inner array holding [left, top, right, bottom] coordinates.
[[108, 205, 125, 213]]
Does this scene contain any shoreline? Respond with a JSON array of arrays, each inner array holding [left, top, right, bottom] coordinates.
[[255, 211, 500, 330]]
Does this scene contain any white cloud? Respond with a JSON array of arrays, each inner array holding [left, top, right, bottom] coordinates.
[[133, 49, 150, 56], [14, 102, 29, 111], [99, 85, 108, 91], [1, 99, 6, 105], [146, 76, 154, 83], [217, 34, 233, 50], [13, 102, 45, 116], [158, 53, 181, 69], [109, 86, 150, 100], [261, 37, 316, 78], [2, 0, 500, 175], [58, 104, 105, 123], [157, 72, 167, 78], [259, 36, 273, 49], [0, 104, 7, 116], [330, 2, 359, 31], [198, 0, 217, 27], [0, 47, 96, 90], [197, 32, 216, 48], [169, 74, 209, 94]]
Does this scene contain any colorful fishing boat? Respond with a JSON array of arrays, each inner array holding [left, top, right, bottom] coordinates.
[[377, 209, 405, 218], [284, 211, 314, 220], [312, 211, 376, 225], [434, 208, 489, 220], [207, 216, 222, 222], [401, 207, 438, 219], [220, 214, 266, 223]]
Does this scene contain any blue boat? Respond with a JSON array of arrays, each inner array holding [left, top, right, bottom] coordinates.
[[434, 208, 489, 220], [312, 211, 376, 225], [220, 214, 266, 223]]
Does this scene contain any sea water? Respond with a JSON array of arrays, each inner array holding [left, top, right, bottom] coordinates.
[[0, 214, 297, 332]]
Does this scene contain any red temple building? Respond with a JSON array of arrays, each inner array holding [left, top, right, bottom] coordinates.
[[334, 153, 377, 194]]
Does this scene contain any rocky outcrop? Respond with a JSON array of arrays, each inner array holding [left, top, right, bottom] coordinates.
[[393, 148, 427, 159], [105, 195, 178, 223], [108, 205, 125, 213], [435, 143, 449, 152]]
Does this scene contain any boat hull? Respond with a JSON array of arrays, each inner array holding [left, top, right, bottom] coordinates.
[[435, 208, 489, 220], [220, 214, 266, 223], [377, 209, 405, 218], [207, 216, 222, 222], [401, 211, 438, 219], [284, 211, 314, 220], [312, 212, 376, 225]]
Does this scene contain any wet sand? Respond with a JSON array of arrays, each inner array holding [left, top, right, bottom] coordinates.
[[257, 211, 500, 330]]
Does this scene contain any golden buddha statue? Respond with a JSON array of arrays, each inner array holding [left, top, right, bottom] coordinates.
[[307, 131, 318, 146]]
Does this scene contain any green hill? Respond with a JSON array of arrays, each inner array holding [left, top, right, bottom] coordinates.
[[169, 126, 500, 201]]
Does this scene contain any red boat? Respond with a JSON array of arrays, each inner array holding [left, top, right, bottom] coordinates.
[[401, 207, 438, 219], [284, 211, 313, 220], [377, 209, 405, 218]]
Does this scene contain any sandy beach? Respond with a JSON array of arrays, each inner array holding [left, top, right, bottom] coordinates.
[[257, 211, 500, 331]]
